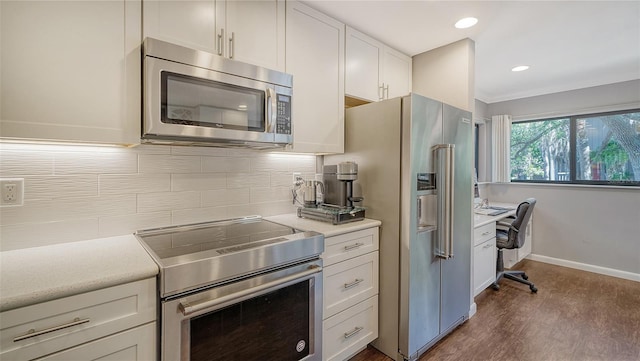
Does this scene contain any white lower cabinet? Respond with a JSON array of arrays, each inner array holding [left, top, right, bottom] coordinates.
[[322, 227, 379, 361], [473, 223, 496, 297], [0, 278, 156, 361]]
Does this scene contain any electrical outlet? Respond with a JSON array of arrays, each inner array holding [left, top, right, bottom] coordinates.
[[0, 178, 24, 207], [292, 172, 303, 186]]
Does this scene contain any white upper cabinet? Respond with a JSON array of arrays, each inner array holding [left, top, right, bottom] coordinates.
[[0, 0, 141, 145], [345, 26, 412, 102], [143, 0, 285, 71], [286, 1, 345, 153]]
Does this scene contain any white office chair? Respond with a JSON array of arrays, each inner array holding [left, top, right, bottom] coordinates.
[[492, 198, 537, 293]]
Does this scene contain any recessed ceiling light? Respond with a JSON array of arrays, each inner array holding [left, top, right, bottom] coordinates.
[[511, 65, 530, 72], [455, 17, 478, 29]]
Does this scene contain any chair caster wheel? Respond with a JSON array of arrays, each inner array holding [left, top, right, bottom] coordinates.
[[492, 284, 500, 290], [522, 274, 529, 280], [530, 285, 538, 293]]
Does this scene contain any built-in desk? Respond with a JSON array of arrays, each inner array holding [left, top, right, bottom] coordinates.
[[472, 202, 520, 296]]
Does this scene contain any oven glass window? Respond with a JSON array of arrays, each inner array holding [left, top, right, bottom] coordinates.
[[161, 72, 265, 131], [190, 280, 310, 361]]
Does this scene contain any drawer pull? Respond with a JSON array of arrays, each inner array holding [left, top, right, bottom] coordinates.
[[483, 243, 494, 249], [481, 231, 491, 236], [344, 326, 364, 339], [344, 278, 364, 289], [344, 243, 364, 251], [13, 317, 90, 342]]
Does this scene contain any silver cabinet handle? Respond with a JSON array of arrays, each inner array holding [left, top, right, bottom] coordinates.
[[378, 84, 384, 101], [344, 243, 364, 251], [344, 278, 363, 289], [344, 326, 364, 339], [384, 84, 389, 99], [229, 32, 235, 59], [482, 243, 494, 249], [13, 317, 90, 342], [481, 231, 491, 236], [217, 28, 225, 56]]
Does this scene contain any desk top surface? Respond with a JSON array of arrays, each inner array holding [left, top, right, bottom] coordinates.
[[474, 202, 518, 228]]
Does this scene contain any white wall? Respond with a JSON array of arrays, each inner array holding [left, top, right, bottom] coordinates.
[[481, 80, 640, 279], [484, 183, 640, 276], [0, 142, 316, 251], [412, 38, 475, 112]]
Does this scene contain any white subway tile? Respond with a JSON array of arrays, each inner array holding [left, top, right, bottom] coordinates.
[[251, 154, 290, 172], [129, 144, 171, 155], [226, 148, 260, 157], [24, 175, 99, 201], [0, 219, 100, 251], [0, 150, 54, 176], [0, 194, 136, 225], [202, 189, 250, 207], [227, 201, 296, 218], [287, 154, 317, 172], [54, 151, 137, 174], [138, 154, 202, 174], [172, 206, 228, 225], [202, 157, 251, 173], [250, 187, 291, 203], [99, 211, 172, 237], [171, 146, 229, 157], [137, 191, 201, 213], [100, 174, 170, 195], [172, 173, 227, 191], [227, 172, 270, 189]]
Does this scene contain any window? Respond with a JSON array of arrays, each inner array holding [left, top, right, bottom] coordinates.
[[510, 109, 640, 186]]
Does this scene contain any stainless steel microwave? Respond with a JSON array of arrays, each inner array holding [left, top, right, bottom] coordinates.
[[142, 38, 293, 148]]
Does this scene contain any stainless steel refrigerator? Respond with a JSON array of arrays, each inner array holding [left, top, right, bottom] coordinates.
[[326, 93, 472, 361]]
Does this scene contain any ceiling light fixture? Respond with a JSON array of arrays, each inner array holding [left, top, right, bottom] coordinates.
[[511, 65, 530, 72], [455, 17, 478, 29]]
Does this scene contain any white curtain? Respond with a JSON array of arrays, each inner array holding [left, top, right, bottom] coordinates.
[[491, 115, 512, 182]]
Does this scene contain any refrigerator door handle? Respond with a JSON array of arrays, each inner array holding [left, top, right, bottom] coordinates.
[[433, 144, 455, 259]]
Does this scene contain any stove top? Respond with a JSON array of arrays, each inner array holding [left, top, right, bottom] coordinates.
[[136, 216, 324, 298]]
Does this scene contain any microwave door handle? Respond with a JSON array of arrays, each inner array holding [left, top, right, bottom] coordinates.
[[266, 88, 277, 133]]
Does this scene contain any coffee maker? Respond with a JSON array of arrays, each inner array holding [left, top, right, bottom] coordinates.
[[296, 161, 365, 224]]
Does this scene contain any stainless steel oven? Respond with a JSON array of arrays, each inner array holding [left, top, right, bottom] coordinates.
[[136, 216, 323, 361], [142, 38, 293, 148]]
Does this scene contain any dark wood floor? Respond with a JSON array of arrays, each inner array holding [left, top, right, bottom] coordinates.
[[349, 260, 640, 361]]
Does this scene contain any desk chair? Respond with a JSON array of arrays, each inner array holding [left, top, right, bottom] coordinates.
[[492, 198, 538, 293]]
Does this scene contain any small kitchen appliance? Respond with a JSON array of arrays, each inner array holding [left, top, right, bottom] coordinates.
[[136, 216, 323, 361], [296, 162, 365, 225]]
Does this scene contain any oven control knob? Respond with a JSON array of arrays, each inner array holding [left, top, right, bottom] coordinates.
[[296, 340, 306, 353]]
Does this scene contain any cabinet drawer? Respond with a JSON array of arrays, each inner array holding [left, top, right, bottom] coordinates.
[[474, 222, 496, 246], [35, 322, 156, 360], [324, 251, 379, 319], [323, 227, 379, 266], [473, 238, 496, 296], [1, 278, 156, 361], [323, 296, 378, 361]]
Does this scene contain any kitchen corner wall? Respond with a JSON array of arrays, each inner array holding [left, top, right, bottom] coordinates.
[[0, 142, 317, 251]]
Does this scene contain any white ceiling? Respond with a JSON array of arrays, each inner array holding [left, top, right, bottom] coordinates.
[[302, 0, 640, 104]]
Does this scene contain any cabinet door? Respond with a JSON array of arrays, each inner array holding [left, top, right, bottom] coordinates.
[[225, 0, 285, 71], [286, 1, 345, 153], [0, 1, 140, 145], [142, 0, 218, 54], [382, 46, 412, 99], [473, 238, 496, 296], [345, 26, 382, 102]]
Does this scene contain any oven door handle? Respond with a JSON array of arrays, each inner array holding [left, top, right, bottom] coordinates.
[[178, 265, 322, 316]]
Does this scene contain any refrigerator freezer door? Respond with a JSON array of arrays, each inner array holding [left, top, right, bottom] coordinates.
[[440, 103, 472, 333]]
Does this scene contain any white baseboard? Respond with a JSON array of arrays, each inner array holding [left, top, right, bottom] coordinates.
[[528, 254, 640, 282], [468, 302, 477, 318]]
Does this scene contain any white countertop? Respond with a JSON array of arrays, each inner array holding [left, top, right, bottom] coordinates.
[[266, 213, 381, 237], [0, 234, 158, 312], [473, 202, 518, 228]]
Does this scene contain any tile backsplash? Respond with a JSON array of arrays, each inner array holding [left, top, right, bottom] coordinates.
[[0, 142, 317, 251]]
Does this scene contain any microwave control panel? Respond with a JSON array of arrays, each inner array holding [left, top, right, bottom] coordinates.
[[276, 94, 292, 135]]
